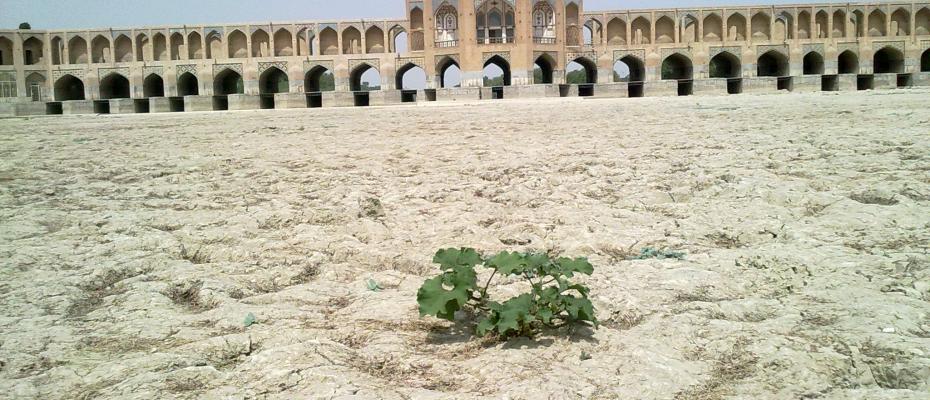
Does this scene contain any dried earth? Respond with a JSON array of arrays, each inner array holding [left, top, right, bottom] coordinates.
[[1, 91, 929, 399]]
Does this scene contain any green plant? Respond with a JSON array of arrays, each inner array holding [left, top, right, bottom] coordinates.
[[417, 248, 597, 338], [633, 247, 686, 260]]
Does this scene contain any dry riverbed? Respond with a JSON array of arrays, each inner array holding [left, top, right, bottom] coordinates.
[[0, 91, 929, 399]]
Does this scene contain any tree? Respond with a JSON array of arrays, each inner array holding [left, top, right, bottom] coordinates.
[[19, 22, 31, 30]]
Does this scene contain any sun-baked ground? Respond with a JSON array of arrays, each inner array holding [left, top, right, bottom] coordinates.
[[0, 91, 928, 399]]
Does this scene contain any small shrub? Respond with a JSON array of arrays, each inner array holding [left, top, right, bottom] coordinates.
[[633, 247, 686, 260], [417, 248, 597, 338]]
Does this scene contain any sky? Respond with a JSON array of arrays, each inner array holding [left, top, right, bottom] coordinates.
[[2, 0, 835, 30]]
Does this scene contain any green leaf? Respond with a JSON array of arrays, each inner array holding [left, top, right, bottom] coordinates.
[[433, 248, 483, 270], [416, 265, 477, 321], [476, 316, 497, 337], [366, 279, 382, 292], [555, 257, 594, 277], [562, 296, 597, 324], [537, 308, 554, 324], [495, 294, 536, 335], [243, 312, 257, 327], [486, 251, 528, 275]]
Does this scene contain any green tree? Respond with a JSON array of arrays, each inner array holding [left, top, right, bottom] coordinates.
[[565, 69, 588, 84], [19, 22, 31, 30], [318, 72, 335, 91]]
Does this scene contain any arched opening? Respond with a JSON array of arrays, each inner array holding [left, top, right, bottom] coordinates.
[[365, 26, 385, 53], [99, 74, 130, 100], [662, 53, 693, 80], [25, 73, 46, 101], [682, 16, 699, 43], [868, 10, 887, 37], [69, 36, 88, 64], [0, 38, 9, 65], [853, 10, 866, 37], [922, 49, 930, 72], [274, 29, 293, 56], [583, 25, 594, 45], [91, 35, 109, 63], [704, 14, 723, 42], [709, 52, 741, 78], [153, 33, 167, 61], [803, 52, 824, 75], [350, 64, 381, 91], [297, 29, 311, 56], [478, 1, 516, 44], [251, 29, 270, 57], [655, 16, 675, 44], [833, 10, 847, 38], [917, 8, 930, 36], [54, 74, 85, 101], [22, 37, 43, 65], [436, 3, 460, 44], [585, 19, 603, 45], [320, 28, 338, 55], [205, 31, 222, 59], [170, 33, 183, 60], [410, 7, 425, 50], [51, 37, 63, 65], [873, 47, 904, 73], [751, 12, 771, 41], [437, 58, 461, 88], [227, 30, 248, 58], [838, 51, 859, 74], [566, 57, 597, 84], [757, 50, 789, 77], [177, 72, 199, 96], [533, 54, 554, 84], [143, 74, 165, 98], [631, 17, 651, 45], [774, 13, 794, 41], [214, 69, 244, 95], [891, 8, 910, 36], [798, 11, 812, 39], [259, 67, 289, 108], [613, 56, 645, 82], [482, 55, 511, 86], [727, 13, 747, 41], [188, 32, 203, 59], [135, 33, 149, 61], [396, 63, 426, 90], [305, 66, 335, 92], [607, 18, 627, 45], [564, 3, 580, 46], [391, 26, 407, 53], [114, 35, 132, 62], [815, 11, 829, 38], [342, 27, 361, 54]]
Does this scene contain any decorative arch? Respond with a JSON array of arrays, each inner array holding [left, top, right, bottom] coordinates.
[[478, 0, 516, 44], [681, 15, 699, 43], [305, 65, 334, 92], [274, 28, 293, 56], [922, 48, 930, 72], [177, 72, 199, 96], [661, 53, 693, 80], [482, 54, 511, 86], [227, 30, 248, 58], [135, 33, 149, 61], [917, 8, 930, 36], [565, 2, 581, 45], [214, 67, 244, 95], [803, 51, 824, 75], [22, 37, 44, 65], [833, 10, 847, 38], [631, 16, 651, 45], [114, 35, 132, 62], [437, 56, 461, 88], [205, 31, 222, 59], [614, 55, 645, 82], [68, 36, 88, 64], [251, 29, 270, 57], [757, 50, 789, 77], [873, 46, 904, 73], [704, 14, 723, 42], [390, 25, 407, 53], [891, 8, 910, 36], [868, 9, 887, 37], [727, 13, 747, 41], [99, 72, 131, 99], [320, 27, 339, 55], [350, 62, 381, 91], [709, 51, 741, 78], [51, 36, 63, 65], [342, 26, 362, 54], [533, 53, 555, 84], [751, 12, 771, 40], [798, 11, 812, 39], [143, 73, 165, 98], [410, 7, 425, 50], [567, 56, 597, 84], [365, 26, 385, 53], [259, 66, 289, 94], [188, 31, 204, 59], [532, 1, 556, 41], [838, 50, 859, 74], [396, 62, 427, 90], [91, 35, 110, 63], [436, 2, 459, 43], [815, 10, 829, 38], [774, 12, 794, 41], [297, 28, 313, 56], [153, 33, 167, 61], [655, 16, 675, 44], [170, 32, 184, 60], [606, 17, 627, 45], [54, 74, 85, 101]]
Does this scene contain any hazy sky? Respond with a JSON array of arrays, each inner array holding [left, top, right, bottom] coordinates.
[[2, 0, 833, 29]]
